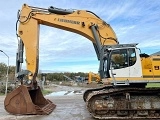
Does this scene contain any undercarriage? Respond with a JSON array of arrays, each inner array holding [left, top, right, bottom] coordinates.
[[84, 85, 160, 119]]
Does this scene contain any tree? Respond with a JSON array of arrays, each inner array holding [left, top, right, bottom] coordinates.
[[8, 65, 16, 80], [0, 62, 16, 81], [0, 62, 7, 80]]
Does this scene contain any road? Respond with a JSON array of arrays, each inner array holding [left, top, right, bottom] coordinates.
[[0, 85, 95, 120]]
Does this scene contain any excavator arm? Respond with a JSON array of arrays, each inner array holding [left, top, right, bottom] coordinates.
[[16, 4, 118, 82]]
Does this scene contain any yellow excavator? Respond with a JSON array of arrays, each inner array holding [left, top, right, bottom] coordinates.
[[88, 72, 101, 84], [4, 4, 160, 119]]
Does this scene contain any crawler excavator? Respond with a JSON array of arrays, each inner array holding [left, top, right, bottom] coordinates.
[[4, 4, 160, 119], [88, 71, 101, 84]]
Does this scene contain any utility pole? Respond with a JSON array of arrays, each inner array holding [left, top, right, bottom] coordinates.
[[0, 50, 9, 96]]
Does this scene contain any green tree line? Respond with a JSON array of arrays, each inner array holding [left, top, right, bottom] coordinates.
[[0, 62, 16, 81], [0, 62, 88, 81], [46, 72, 88, 82]]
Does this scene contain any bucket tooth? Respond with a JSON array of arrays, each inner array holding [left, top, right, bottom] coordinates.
[[4, 85, 56, 115]]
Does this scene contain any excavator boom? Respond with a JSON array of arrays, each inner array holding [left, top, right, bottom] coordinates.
[[17, 4, 118, 80]]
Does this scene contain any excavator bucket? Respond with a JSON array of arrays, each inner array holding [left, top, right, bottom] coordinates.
[[4, 85, 56, 115]]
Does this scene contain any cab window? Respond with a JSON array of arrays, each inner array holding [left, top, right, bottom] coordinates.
[[128, 48, 136, 66], [110, 48, 136, 69]]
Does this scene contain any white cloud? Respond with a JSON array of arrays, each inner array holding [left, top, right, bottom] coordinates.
[[0, 33, 17, 65], [138, 39, 160, 48]]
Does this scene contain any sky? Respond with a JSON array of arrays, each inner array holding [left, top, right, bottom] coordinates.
[[0, 0, 160, 73]]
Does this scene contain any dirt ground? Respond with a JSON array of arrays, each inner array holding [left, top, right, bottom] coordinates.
[[0, 83, 98, 120]]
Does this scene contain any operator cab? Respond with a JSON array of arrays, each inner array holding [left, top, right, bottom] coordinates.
[[102, 43, 142, 80]]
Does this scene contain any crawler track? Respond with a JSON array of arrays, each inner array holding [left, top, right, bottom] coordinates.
[[84, 86, 160, 119]]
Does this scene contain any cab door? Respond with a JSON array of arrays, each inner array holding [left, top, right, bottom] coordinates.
[[109, 48, 130, 77]]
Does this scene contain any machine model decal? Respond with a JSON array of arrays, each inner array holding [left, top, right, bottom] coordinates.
[[58, 18, 80, 25]]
